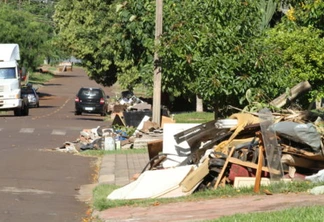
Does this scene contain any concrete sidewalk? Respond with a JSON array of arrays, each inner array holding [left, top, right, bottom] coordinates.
[[77, 153, 149, 217], [98, 153, 149, 186]]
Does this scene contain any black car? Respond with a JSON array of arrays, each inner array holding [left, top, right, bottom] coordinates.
[[75, 87, 109, 116]]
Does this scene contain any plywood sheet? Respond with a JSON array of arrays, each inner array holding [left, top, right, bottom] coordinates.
[[107, 165, 194, 200]]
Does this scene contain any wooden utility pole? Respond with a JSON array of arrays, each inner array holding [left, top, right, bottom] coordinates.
[[152, 0, 163, 126]]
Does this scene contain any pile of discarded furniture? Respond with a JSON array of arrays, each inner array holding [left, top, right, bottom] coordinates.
[[107, 108, 324, 200]]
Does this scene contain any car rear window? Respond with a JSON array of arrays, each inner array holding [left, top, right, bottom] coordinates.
[[79, 88, 102, 98]]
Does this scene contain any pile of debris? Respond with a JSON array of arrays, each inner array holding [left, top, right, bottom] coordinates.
[[54, 90, 172, 153], [108, 90, 152, 115], [53, 90, 175, 152], [107, 108, 324, 200], [54, 125, 144, 153], [53, 113, 173, 153]]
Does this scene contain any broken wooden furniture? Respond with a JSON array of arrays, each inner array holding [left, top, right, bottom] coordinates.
[[281, 144, 324, 178], [213, 131, 282, 192]]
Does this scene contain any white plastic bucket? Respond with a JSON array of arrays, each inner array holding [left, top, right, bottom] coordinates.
[[104, 136, 115, 151]]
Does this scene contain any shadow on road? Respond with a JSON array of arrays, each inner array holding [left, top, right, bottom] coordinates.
[[74, 117, 104, 122], [54, 74, 78, 78], [37, 92, 54, 98], [42, 83, 62, 87], [37, 105, 58, 109], [72, 112, 106, 122]]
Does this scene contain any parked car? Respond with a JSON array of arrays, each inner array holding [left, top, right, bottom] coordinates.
[[21, 85, 39, 108], [75, 87, 109, 116]]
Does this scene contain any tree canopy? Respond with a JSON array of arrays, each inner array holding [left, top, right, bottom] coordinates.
[[264, 1, 324, 102], [53, 0, 324, 115], [54, 0, 118, 86], [159, 0, 291, 115], [0, 2, 57, 70], [54, 0, 160, 88]]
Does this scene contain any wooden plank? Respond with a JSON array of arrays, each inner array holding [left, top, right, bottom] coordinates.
[[281, 154, 324, 170], [111, 113, 126, 127], [213, 145, 236, 189], [161, 116, 176, 129], [282, 144, 324, 161], [227, 157, 278, 174], [147, 139, 163, 168], [270, 81, 311, 108], [253, 140, 264, 193], [180, 159, 209, 192]]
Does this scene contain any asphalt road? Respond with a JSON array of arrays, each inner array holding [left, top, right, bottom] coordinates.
[[0, 67, 112, 222]]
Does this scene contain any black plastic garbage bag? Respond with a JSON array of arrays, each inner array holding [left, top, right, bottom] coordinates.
[[80, 138, 103, 151]]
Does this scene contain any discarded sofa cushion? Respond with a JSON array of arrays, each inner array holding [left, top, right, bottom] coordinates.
[[269, 121, 321, 152]]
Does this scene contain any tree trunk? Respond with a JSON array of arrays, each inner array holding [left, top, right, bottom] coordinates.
[[196, 95, 203, 112], [213, 100, 219, 120]]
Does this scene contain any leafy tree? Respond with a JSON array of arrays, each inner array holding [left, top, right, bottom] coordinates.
[[265, 2, 324, 104], [54, 0, 119, 86], [54, 0, 192, 91], [108, 1, 158, 91], [0, 4, 53, 70], [159, 0, 290, 117], [54, 0, 296, 116], [293, 0, 324, 31]]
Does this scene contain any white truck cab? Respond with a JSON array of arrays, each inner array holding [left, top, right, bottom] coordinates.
[[0, 44, 29, 116]]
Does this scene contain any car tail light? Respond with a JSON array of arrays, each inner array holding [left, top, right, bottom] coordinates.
[[100, 98, 105, 104], [75, 97, 80, 102]]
